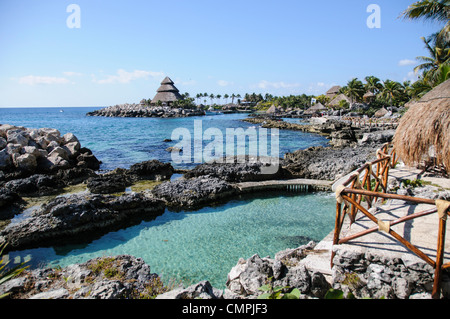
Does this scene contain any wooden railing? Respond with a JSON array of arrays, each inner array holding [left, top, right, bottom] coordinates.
[[331, 143, 450, 299]]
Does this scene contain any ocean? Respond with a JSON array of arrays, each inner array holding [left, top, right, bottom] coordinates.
[[0, 107, 329, 170], [1, 107, 335, 289]]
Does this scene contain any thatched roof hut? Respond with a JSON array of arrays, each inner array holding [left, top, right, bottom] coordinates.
[[305, 102, 327, 114], [326, 86, 341, 98], [374, 107, 388, 118], [393, 79, 450, 170], [151, 77, 183, 106], [266, 105, 280, 114], [329, 94, 351, 107], [363, 91, 376, 103]]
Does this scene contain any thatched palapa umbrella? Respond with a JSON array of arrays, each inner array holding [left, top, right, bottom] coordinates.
[[393, 79, 450, 171], [151, 76, 183, 106]]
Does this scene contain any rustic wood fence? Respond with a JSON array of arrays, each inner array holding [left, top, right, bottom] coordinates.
[[331, 142, 450, 299]]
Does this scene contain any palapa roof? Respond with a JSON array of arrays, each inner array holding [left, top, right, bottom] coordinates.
[[305, 102, 327, 114], [151, 76, 183, 104], [393, 79, 450, 170], [326, 86, 341, 95], [363, 91, 376, 98], [374, 107, 388, 118], [266, 105, 280, 114], [328, 94, 351, 107]]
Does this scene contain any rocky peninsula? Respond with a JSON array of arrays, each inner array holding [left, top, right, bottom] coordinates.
[[86, 104, 206, 118]]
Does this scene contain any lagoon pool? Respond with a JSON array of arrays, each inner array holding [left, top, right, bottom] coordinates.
[[7, 191, 336, 289]]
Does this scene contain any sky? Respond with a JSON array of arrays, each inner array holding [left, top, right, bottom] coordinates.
[[0, 0, 445, 107]]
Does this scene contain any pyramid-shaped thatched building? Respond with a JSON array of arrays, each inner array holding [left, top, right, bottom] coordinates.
[[151, 77, 183, 106]]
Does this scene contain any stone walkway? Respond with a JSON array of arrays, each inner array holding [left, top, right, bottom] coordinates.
[[300, 166, 450, 280]]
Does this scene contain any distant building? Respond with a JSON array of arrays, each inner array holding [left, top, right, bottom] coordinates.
[[326, 86, 341, 99], [151, 77, 183, 106]]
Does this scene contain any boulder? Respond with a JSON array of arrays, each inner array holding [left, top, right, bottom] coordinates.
[[358, 130, 395, 146], [224, 242, 330, 299], [128, 159, 174, 181], [13, 153, 37, 172], [0, 149, 11, 169], [62, 132, 79, 144], [87, 173, 130, 194], [6, 129, 28, 147], [156, 281, 222, 299], [152, 176, 238, 209], [0, 137, 6, 150], [62, 141, 81, 158]]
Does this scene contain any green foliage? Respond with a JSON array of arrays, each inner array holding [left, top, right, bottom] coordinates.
[[257, 280, 301, 299], [0, 243, 29, 299], [88, 257, 124, 280], [402, 178, 424, 188], [137, 276, 172, 299], [324, 288, 355, 299]]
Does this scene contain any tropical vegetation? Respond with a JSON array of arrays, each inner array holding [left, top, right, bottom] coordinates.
[[401, 0, 450, 96]]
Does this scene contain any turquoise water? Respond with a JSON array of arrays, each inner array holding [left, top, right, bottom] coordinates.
[[1, 107, 335, 289], [0, 107, 329, 170], [7, 191, 336, 289]]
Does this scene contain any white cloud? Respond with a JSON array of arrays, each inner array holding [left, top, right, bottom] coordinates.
[[256, 80, 301, 90], [18, 75, 71, 85], [403, 71, 419, 82], [94, 69, 164, 84], [398, 59, 416, 67], [63, 71, 83, 77], [217, 80, 234, 87]]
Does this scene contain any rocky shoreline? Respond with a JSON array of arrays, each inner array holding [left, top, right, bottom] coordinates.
[[243, 115, 395, 148], [1, 120, 446, 299], [1, 239, 444, 299], [86, 104, 206, 118]]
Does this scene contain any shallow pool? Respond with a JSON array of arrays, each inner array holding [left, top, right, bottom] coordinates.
[[7, 191, 336, 289]]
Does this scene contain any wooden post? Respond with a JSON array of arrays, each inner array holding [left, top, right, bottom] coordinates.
[[331, 202, 342, 268], [432, 216, 447, 299]]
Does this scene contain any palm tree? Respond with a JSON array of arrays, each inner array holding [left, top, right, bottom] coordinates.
[[414, 35, 450, 84], [216, 94, 222, 105], [236, 94, 241, 104], [401, 0, 450, 41], [224, 94, 229, 104], [231, 93, 236, 104], [379, 80, 404, 105], [209, 94, 215, 105], [344, 78, 365, 103], [196, 93, 202, 105], [364, 76, 383, 94]]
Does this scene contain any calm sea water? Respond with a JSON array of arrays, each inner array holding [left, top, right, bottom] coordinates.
[[1, 107, 335, 289], [0, 107, 329, 170]]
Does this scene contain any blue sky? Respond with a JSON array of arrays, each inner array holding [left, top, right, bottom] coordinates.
[[0, 0, 444, 107]]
